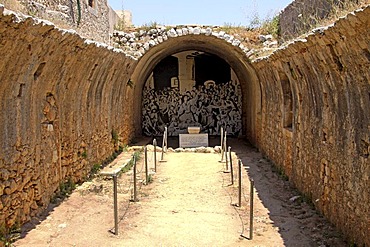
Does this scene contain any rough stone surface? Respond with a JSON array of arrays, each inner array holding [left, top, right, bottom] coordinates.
[[0, 0, 117, 43], [0, 3, 369, 247], [278, 0, 369, 40], [253, 6, 370, 246], [110, 25, 259, 60], [0, 10, 137, 228]]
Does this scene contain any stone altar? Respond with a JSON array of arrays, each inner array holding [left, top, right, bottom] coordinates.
[[179, 133, 208, 148]]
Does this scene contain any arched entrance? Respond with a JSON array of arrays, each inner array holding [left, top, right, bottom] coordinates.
[[142, 51, 242, 137], [129, 34, 261, 144]]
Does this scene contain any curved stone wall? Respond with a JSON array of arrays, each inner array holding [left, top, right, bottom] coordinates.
[[253, 6, 370, 246], [111, 26, 252, 59], [0, 9, 137, 226], [128, 34, 261, 143], [0, 6, 261, 230], [0, 3, 369, 246]]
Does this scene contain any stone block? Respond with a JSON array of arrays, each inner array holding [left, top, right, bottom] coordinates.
[[179, 134, 208, 148]]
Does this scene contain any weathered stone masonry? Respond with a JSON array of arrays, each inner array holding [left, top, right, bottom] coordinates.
[[0, 3, 369, 247], [254, 7, 370, 246], [0, 9, 137, 226], [278, 0, 370, 39], [0, 0, 119, 43]]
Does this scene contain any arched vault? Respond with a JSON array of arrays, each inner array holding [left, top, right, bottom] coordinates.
[[129, 34, 261, 143]]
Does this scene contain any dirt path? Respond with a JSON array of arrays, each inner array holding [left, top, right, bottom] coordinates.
[[13, 139, 347, 247], [120, 152, 244, 246]]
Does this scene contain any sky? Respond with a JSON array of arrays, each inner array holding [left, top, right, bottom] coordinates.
[[108, 0, 293, 27]]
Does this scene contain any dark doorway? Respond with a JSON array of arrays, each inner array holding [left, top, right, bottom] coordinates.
[[142, 51, 241, 137], [153, 56, 179, 91], [194, 53, 231, 87]]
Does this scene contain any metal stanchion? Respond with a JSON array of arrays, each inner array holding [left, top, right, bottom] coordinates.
[[238, 159, 242, 207], [219, 127, 224, 162], [113, 174, 118, 235], [223, 131, 227, 161], [132, 154, 138, 202], [250, 179, 254, 240], [164, 127, 168, 152], [160, 147, 165, 162], [153, 139, 157, 172], [145, 146, 148, 184], [225, 142, 229, 171], [229, 147, 233, 182], [160, 129, 167, 163], [224, 143, 230, 173], [220, 127, 224, 147]]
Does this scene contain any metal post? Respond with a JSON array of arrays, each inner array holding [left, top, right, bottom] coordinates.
[[229, 147, 234, 183], [220, 127, 224, 147], [223, 131, 227, 161], [113, 174, 118, 235], [153, 139, 157, 172], [238, 159, 242, 207], [220, 127, 224, 162], [160, 129, 166, 162], [250, 179, 254, 240], [133, 155, 137, 202], [225, 142, 229, 171], [161, 129, 165, 160], [145, 146, 148, 184], [160, 145, 165, 161], [164, 127, 168, 152]]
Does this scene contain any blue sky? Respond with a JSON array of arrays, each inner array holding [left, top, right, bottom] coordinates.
[[108, 0, 293, 26]]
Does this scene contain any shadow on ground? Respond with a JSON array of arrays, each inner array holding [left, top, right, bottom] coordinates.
[[14, 136, 346, 246], [135, 135, 346, 246], [228, 137, 346, 247]]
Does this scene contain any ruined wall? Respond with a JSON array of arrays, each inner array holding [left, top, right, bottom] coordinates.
[[279, 0, 369, 40], [0, 8, 136, 227], [0, 0, 119, 43], [113, 10, 132, 30], [254, 7, 370, 246]]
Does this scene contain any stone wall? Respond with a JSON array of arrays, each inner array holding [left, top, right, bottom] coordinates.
[[1, 2, 369, 246], [0, 0, 119, 43], [278, 0, 369, 40], [113, 10, 132, 30], [253, 6, 370, 246], [0, 8, 136, 227]]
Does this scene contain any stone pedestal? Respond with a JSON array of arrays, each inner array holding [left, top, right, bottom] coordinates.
[[179, 134, 208, 148]]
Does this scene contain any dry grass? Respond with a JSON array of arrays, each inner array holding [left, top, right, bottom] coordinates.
[[321, 0, 370, 25], [290, 0, 370, 39]]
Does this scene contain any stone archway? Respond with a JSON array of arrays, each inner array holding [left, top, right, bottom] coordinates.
[[128, 34, 261, 144], [142, 50, 243, 137]]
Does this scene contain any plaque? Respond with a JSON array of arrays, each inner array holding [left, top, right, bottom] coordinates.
[[179, 134, 208, 148]]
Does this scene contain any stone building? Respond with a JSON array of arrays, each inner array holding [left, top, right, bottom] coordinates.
[[0, 0, 125, 42], [113, 10, 132, 29]]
